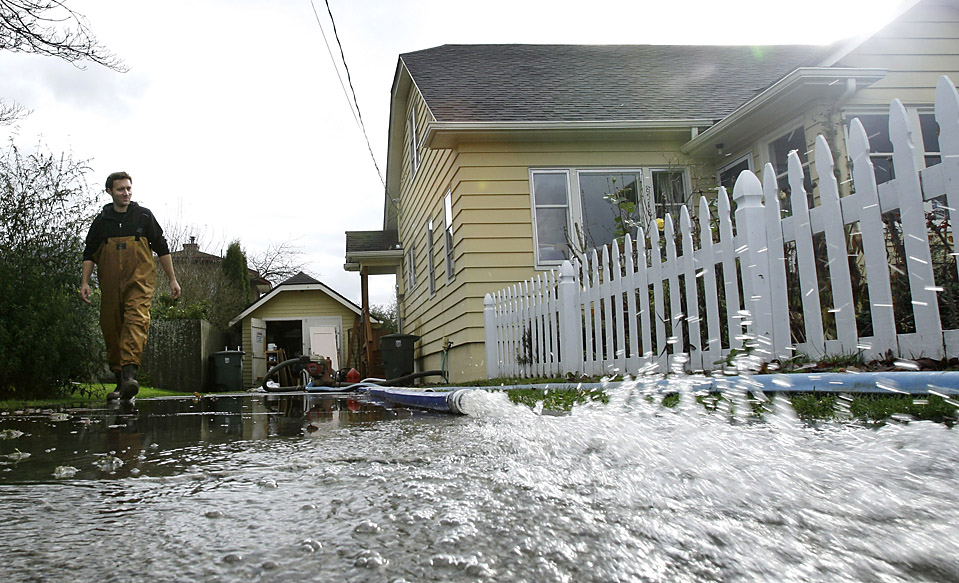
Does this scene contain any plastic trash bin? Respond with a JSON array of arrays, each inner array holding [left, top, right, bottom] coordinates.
[[211, 350, 244, 391], [380, 334, 419, 381]]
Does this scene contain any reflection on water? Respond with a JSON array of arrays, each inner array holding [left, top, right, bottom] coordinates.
[[1, 386, 958, 582]]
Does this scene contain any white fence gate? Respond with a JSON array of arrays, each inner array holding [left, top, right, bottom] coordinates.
[[484, 76, 959, 379]]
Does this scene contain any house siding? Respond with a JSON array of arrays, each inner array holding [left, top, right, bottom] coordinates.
[[397, 101, 716, 380], [833, 1, 959, 105]]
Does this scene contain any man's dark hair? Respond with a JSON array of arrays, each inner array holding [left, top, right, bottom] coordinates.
[[105, 171, 132, 191]]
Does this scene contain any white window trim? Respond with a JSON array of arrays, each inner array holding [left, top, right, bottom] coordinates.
[[716, 153, 753, 191], [408, 109, 420, 179], [426, 218, 436, 295], [443, 190, 454, 281], [760, 120, 811, 184], [648, 167, 692, 222], [406, 245, 416, 290], [842, 106, 938, 171], [529, 169, 573, 269]]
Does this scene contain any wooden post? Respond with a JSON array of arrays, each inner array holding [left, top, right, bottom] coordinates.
[[361, 266, 373, 376]]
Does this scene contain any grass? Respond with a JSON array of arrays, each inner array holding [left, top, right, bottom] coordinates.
[[0, 383, 202, 410], [3, 380, 957, 425], [502, 386, 957, 424]]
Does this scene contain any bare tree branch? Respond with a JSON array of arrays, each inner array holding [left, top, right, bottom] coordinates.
[[0, 0, 126, 71], [0, 98, 29, 125], [248, 239, 307, 285]]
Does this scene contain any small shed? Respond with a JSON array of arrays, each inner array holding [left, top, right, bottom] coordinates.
[[229, 272, 369, 388]]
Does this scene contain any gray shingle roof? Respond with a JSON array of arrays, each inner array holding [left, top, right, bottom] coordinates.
[[400, 44, 830, 123], [280, 271, 321, 286], [345, 230, 399, 253]]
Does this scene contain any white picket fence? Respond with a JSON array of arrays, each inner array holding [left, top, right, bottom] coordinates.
[[484, 75, 959, 379]]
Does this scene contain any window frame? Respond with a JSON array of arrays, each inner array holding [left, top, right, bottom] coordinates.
[[426, 217, 436, 295], [530, 169, 573, 268], [529, 166, 692, 268], [842, 106, 941, 184], [443, 190, 454, 281], [408, 108, 420, 179], [717, 153, 753, 194], [406, 244, 416, 290]]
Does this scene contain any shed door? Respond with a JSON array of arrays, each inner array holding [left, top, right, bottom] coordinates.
[[310, 326, 339, 370], [251, 318, 267, 383]]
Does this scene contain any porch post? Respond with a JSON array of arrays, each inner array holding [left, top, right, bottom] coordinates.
[[361, 266, 373, 376]]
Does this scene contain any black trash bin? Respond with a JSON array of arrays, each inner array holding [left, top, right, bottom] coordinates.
[[380, 334, 419, 380], [211, 350, 244, 391]]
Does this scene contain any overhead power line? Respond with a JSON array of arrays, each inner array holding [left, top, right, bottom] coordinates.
[[308, 0, 385, 188]]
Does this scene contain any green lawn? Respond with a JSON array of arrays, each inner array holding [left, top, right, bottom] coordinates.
[[0, 383, 203, 409]]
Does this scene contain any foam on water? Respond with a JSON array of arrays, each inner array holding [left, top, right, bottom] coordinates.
[[0, 385, 957, 582]]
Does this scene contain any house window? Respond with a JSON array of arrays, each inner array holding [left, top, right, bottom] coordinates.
[[444, 190, 454, 280], [529, 166, 690, 266], [849, 114, 894, 184], [579, 171, 642, 248], [427, 218, 436, 295], [651, 169, 687, 221], [768, 125, 813, 199], [408, 109, 420, 179], [530, 171, 571, 264], [718, 155, 751, 194], [406, 245, 416, 290], [845, 111, 941, 184]]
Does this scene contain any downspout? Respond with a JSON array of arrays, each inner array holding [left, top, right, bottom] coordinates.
[[832, 78, 858, 197]]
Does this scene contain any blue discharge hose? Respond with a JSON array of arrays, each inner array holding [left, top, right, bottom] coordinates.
[[366, 388, 473, 414]]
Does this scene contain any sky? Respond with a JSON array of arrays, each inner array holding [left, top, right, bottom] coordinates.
[[0, 0, 909, 308]]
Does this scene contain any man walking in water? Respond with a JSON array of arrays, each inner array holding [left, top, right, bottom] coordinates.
[[80, 172, 180, 401]]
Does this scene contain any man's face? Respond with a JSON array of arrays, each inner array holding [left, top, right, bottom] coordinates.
[[108, 178, 133, 210]]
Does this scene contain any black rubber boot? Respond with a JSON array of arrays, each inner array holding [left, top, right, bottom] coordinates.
[[106, 371, 122, 401], [119, 364, 139, 401]]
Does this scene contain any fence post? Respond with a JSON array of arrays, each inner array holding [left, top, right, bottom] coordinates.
[[891, 98, 943, 357], [733, 169, 773, 357], [558, 260, 582, 376], [484, 293, 498, 379]]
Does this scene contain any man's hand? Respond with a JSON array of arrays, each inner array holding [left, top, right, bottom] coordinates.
[[80, 282, 92, 304], [170, 279, 181, 300]]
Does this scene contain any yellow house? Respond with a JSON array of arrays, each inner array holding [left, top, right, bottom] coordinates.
[[347, 0, 958, 383], [229, 272, 365, 388]]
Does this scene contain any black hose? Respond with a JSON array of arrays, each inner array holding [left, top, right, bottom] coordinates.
[[261, 355, 311, 392], [379, 370, 446, 386]]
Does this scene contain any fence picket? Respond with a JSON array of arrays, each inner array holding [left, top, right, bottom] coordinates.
[[815, 135, 859, 353], [698, 197, 722, 368], [891, 98, 943, 357], [623, 234, 641, 373], [681, 206, 702, 370], [636, 228, 653, 364], [717, 188, 743, 352], [664, 215, 683, 368], [788, 150, 826, 357], [648, 220, 668, 370], [762, 164, 792, 361]]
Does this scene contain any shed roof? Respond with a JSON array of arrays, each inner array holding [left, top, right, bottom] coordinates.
[[399, 44, 830, 123]]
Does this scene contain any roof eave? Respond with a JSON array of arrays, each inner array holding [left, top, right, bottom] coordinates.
[[681, 67, 888, 157], [343, 249, 404, 275], [424, 119, 716, 149], [228, 283, 364, 327]]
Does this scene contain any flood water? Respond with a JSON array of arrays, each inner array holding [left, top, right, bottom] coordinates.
[[1, 385, 958, 582]]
